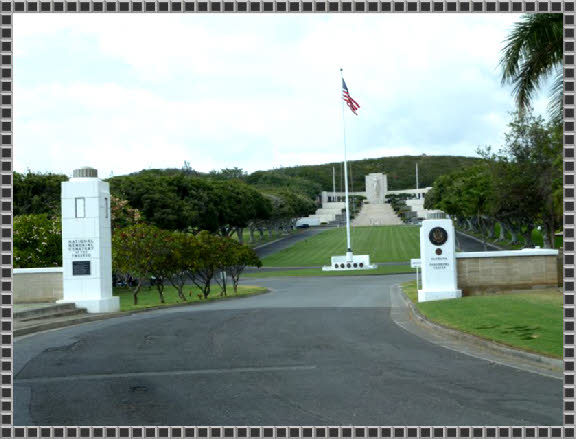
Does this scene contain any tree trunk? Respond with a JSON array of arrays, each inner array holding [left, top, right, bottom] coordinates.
[[156, 283, 165, 303], [203, 280, 211, 299], [521, 226, 534, 248], [486, 218, 496, 239], [478, 214, 487, 251], [132, 284, 141, 305], [508, 224, 520, 245], [498, 222, 506, 241], [249, 227, 255, 244], [221, 273, 227, 296], [258, 227, 264, 240], [237, 228, 244, 245], [543, 217, 556, 249]]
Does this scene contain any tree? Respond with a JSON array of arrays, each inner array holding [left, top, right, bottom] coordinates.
[[227, 244, 262, 294], [164, 232, 198, 302], [209, 167, 247, 180], [112, 224, 164, 305], [499, 112, 562, 247], [500, 13, 563, 123], [110, 196, 141, 230], [187, 231, 223, 299], [14, 171, 68, 216], [14, 214, 62, 268]]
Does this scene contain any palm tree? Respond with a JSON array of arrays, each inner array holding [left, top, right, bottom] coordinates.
[[500, 13, 563, 123]]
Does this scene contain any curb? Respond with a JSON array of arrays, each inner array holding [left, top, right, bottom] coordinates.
[[397, 287, 562, 371], [14, 288, 270, 338]]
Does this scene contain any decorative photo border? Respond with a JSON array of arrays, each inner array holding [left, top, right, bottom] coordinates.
[[0, 1, 574, 437]]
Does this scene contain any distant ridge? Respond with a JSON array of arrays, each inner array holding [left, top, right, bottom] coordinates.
[[255, 155, 480, 192]]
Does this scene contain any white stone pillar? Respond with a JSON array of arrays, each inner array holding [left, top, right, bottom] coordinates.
[[418, 219, 461, 302], [365, 173, 387, 204], [58, 167, 120, 313]]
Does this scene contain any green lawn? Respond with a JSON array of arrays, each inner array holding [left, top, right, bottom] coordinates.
[[245, 265, 414, 278], [262, 226, 420, 267], [402, 281, 562, 358], [113, 284, 267, 312]]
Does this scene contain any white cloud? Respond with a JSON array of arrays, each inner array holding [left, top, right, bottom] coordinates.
[[15, 13, 553, 177]]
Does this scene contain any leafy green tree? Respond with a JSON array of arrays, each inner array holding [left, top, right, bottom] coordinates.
[[14, 171, 68, 216], [227, 244, 262, 294], [145, 227, 178, 304], [209, 167, 247, 180], [110, 195, 141, 230], [14, 214, 62, 268], [500, 13, 563, 123], [499, 112, 562, 247], [163, 232, 197, 302], [187, 231, 222, 299], [112, 224, 164, 305]]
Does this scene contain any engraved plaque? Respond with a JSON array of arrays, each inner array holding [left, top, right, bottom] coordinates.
[[72, 261, 91, 276]]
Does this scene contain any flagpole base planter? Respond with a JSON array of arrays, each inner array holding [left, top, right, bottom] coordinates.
[[417, 289, 462, 303], [322, 253, 377, 271]]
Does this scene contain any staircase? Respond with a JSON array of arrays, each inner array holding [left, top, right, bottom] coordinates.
[[352, 203, 403, 226], [14, 303, 115, 337]]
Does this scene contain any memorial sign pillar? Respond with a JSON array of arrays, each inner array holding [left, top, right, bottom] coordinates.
[[418, 219, 462, 302], [58, 167, 120, 313]]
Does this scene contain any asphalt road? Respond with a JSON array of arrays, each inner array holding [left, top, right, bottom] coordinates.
[[15, 275, 561, 426]]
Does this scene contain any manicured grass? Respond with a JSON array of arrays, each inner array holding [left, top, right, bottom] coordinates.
[[113, 284, 267, 312], [262, 226, 420, 267], [401, 281, 562, 358], [244, 265, 415, 278]]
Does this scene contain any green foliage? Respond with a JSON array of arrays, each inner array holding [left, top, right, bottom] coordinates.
[[208, 167, 247, 181], [112, 223, 166, 305], [225, 242, 262, 293], [14, 171, 68, 216], [427, 112, 562, 248], [255, 156, 480, 193], [500, 13, 563, 123], [246, 171, 323, 200], [110, 196, 142, 230], [14, 214, 62, 268]]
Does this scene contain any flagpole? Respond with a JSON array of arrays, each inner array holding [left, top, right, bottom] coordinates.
[[340, 68, 352, 259]]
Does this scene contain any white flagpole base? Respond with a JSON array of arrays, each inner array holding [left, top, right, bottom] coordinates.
[[322, 253, 377, 271]]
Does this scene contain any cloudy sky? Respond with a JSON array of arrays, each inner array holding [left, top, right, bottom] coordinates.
[[14, 13, 553, 178]]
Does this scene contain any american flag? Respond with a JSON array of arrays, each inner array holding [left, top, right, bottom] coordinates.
[[342, 78, 360, 115]]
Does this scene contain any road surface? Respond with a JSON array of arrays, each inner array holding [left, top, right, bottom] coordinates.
[[15, 275, 561, 426]]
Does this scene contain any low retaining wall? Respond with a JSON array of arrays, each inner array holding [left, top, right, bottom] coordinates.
[[456, 249, 559, 295], [14, 268, 63, 303]]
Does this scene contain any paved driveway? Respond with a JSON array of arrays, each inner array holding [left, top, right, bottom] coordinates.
[[15, 274, 561, 426]]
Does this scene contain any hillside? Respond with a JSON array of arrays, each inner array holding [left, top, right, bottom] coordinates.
[[255, 155, 480, 192]]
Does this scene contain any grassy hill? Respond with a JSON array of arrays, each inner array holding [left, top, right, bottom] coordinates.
[[254, 155, 480, 192]]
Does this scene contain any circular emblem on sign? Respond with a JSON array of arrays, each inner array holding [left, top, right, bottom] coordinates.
[[435, 248, 443, 255], [429, 227, 448, 246]]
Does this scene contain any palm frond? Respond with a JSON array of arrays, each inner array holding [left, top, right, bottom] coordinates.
[[548, 68, 563, 125], [500, 13, 563, 114]]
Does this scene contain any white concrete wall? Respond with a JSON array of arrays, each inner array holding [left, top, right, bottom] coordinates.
[[14, 268, 63, 303]]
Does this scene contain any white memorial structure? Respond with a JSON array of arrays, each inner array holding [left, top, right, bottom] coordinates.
[[58, 167, 120, 313], [413, 219, 462, 302]]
